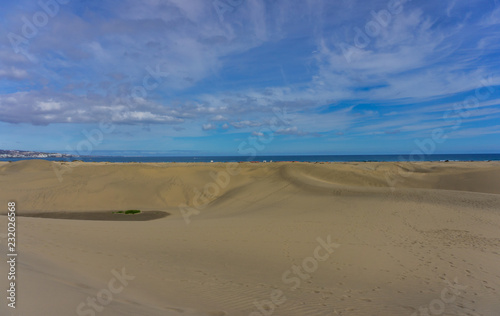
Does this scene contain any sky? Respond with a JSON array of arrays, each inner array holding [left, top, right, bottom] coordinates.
[[0, 0, 500, 156]]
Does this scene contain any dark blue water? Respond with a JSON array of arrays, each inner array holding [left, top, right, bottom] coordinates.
[[2, 154, 500, 163]]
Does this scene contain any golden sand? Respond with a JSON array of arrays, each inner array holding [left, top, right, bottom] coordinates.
[[1, 160, 499, 315]]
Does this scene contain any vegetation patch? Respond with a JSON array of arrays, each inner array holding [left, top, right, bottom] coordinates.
[[113, 210, 141, 215]]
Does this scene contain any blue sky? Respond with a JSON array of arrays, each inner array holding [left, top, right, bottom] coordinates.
[[0, 0, 499, 156]]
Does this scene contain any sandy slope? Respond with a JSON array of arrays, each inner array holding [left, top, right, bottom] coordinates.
[[1, 160, 500, 316]]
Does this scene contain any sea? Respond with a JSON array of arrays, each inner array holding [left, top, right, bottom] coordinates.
[[1, 154, 500, 163]]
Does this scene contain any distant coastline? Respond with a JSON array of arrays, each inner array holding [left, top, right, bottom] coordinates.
[[0, 149, 75, 159]]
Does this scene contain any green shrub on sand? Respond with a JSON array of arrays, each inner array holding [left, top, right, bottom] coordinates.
[[113, 210, 141, 215]]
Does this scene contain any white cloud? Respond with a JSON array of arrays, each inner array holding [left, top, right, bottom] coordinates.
[[230, 120, 263, 129], [448, 125, 500, 138], [275, 126, 308, 136], [36, 101, 62, 111], [210, 114, 227, 121], [202, 123, 216, 131], [0, 67, 28, 80], [480, 6, 500, 26]]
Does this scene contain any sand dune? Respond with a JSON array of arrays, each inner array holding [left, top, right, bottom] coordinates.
[[1, 160, 500, 315]]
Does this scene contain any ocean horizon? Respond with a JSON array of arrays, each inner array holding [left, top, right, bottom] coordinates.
[[2, 153, 500, 163]]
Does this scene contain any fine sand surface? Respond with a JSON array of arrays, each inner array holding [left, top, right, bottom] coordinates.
[[1, 160, 500, 315]]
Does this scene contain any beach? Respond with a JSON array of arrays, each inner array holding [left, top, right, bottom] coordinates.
[[1, 159, 500, 315]]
